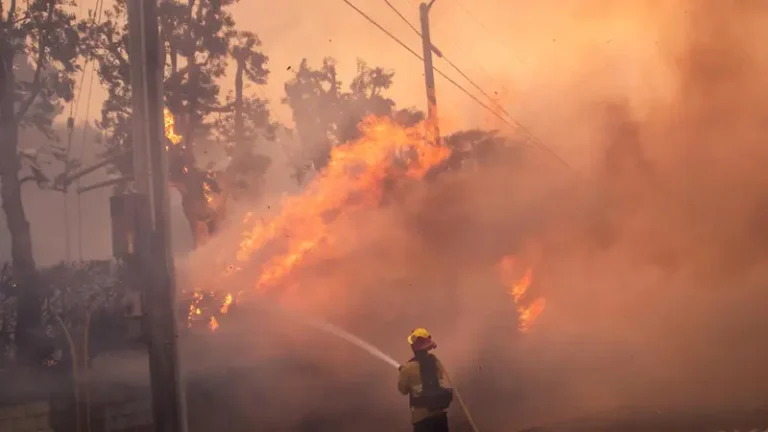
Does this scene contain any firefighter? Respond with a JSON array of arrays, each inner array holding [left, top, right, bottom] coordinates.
[[398, 328, 453, 432]]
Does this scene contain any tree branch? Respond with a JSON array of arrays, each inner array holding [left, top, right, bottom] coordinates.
[[19, 175, 37, 185], [166, 64, 189, 83], [9, 10, 30, 25], [200, 102, 235, 113], [16, 0, 55, 121], [103, 31, 130, 77], [6, 0, 15, 26]]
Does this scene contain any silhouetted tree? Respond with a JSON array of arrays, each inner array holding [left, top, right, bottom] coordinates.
[[212, 30, 273, 202], [87, 0, 274, 246], [443, 129, 525, 168], [0, 0, 84, 363], [284, 58, 424, 177]]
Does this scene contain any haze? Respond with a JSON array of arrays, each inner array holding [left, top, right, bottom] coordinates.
[[3, 0, 768, 430]]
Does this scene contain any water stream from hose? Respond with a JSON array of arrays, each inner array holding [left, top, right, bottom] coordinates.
[[257, 298, 400, 367], [292, 309, 402, 369], [261, 300, 481, 432]]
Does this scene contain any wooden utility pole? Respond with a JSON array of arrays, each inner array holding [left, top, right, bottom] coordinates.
[[420, 0, 440, 145], [126, 1, 188, 431]]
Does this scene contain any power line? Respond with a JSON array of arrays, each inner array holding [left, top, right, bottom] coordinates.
[[342, 0, 424, 69], [455, 1, 502, 45], [78, 0, 106, 168], [437, 57, 570, 169], [65, 0, 105, 262], [63, 49, 93, 260], [383, 0, 506, 115], [383, 0, 420, 39], [454, 0, 523, 64], [441, 56, 505, 120], [75, 0, 105, 262], [381, 0, 522, 140], [66, 0, 106, 162], [340, 0, 572, 170]]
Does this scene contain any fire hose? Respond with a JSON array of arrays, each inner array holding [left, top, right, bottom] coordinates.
[[442, 369, 481, 432], [279, 306, 482, 432], [257, 300, 481, 431], [393, 362, 480, 432]]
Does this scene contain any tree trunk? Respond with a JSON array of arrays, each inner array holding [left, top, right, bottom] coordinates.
[[184, 0, 200, 145], [180, 191, 213, 248], [234, 58, 244, 148], [0, 58, 36, 279], [0, 57, 5, 104], [0, 51, 41, 365], [171, 169, 223, 249]]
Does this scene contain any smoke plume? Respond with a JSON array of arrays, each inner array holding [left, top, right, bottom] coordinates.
[[169, 1, 768, 430]]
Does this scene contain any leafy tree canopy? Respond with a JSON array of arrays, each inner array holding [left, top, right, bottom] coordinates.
[[87, 0, 274, 246], [283, 58, 424, 174]]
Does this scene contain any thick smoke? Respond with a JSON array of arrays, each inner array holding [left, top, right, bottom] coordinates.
[[170, 1, 768, 430]]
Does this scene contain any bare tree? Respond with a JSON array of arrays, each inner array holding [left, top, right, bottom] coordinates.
[[0, 0, 83, 362]]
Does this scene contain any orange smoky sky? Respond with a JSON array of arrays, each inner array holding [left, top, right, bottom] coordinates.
[[15, 0, 688, 265], [12, 1, 768, 429], [73, 0, 675, 159]]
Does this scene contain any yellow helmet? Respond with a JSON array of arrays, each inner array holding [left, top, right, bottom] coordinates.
[[407, 328, 437, 351]]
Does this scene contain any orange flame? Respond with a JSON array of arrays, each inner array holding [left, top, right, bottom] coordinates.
[[186, 291, 233, 332], [509, 267, 533, 303], [208, 316, 220, 332], [498, 255, 546, 332], [203, 182, 214, 204], [220, 293, 233, 315], [187, 291, 204, 328], [234, 116, 451, 293], [518, 298, 546, 333], [192, 117, 450, 334], [164, 108, 183, 146]]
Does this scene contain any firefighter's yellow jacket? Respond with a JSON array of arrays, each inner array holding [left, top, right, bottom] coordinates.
[[397, 354, 449, 424]]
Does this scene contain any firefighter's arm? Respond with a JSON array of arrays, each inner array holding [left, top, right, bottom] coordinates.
[[397, 366, 410, 395]]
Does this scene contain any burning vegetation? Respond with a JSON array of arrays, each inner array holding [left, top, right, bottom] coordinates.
[[181, 116, 460, 331], [498, 256, 546, 332], [235, 117, 451, 291], [164, 108, 225, 247], [177, 111, 550, 335]]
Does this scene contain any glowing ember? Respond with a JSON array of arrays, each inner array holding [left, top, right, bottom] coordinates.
[[498, 255, 546, 332], [187, 292, 204, 328], [208, 316, 220, 332], [220, 293, 233, 314], [203, 182, 214, 204], [164, 108, 183, 146], [509, 267, 533, 303], [185, 291, 234, 332], [518, 298, 546, 332], [234, 116, 451, 293]]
